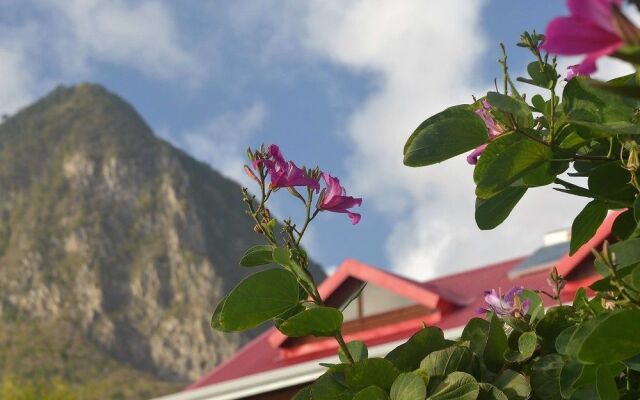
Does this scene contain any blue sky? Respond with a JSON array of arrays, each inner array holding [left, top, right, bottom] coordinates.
[[0, 1, 632, 279]]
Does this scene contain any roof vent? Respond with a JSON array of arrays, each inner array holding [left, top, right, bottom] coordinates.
[[508, 228, 570, 279], [543, 228, 571, 246]]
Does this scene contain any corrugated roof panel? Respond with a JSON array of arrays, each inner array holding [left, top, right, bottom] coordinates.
[[508, 241, 569, 278]]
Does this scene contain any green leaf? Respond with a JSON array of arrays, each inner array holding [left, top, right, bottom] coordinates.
[[340, 340, 369, 363], [588, 71, 640, 99], [611, 209, 640, 241], [536, 306, 577, 354], [272, 247, 317, 298], [569, 120, 640, 138], [420, 345, 472, 378], [570, 200, 608, 255], [566, 308, 640, 363], [531, 94, 546, 113], [595, 238, 640, 273], [477, 383, 508, 400], [277, 306, 343, 337], [519, 160, 569, 188], [292, 386, 313, 400], [595, 365, 619, 400], [526, 61, 557, 89], [390, 372, 426, 400], [475, 137, 553, 199], [427, 372, 479, 400], [210, 295, 227, 331], [530, 354, 564, 400], [212, 269, 300, 331], [239, 244, 275, 267], [492, 370, 531, 400], [623, 265, 640, 294], [563, 77, 637, 123], [486, 92, 533, 128], [520, 289, 544, 322], [475, 186, 527, 230], [403, 105, 488, 167], [340, 282, 367, 312], [588, 162, 637, 203], [461, 318, 490, 357], [517, 331, 537, 357], [311, 372, 354, 400], [354, 386, 390, 400], [483, 315, 508, 373], [346, 358, 400, 391], [385, 327, 447, 372], [559, 361, 597, 399], [556, 326, 577, 355]]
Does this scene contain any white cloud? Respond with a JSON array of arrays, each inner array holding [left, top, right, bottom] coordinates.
[[0, 0, 203, 116], [0, 28, 39, 115], [291, 1, 633, 280], [182, 102, 267, 185], [39, 0, 204, 82]]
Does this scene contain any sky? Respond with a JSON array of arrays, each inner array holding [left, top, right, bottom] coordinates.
[[0, 1, 634, 280]]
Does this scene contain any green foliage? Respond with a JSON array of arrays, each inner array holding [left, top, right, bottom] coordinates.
[[212, 268, 301, 331], [216, 16, 640, 399], [390, 372, 425, 400], [340, 341, 369, 363], [277, 307, 343, 337], [570, 200, 608, 254], [239, 244, 275, 266], [403, 106, 488, 166], [475, 187, 527, 230]]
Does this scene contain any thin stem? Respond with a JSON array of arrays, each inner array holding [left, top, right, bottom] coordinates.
[[499, 42, 508, 95], [548, 57, 559, 146], [295, 191, 320, 246], [334, 331, 355, 364], [244, 195, 278, 245]]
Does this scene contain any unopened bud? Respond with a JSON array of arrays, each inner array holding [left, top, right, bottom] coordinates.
[[246, 147, 255, 162], [253, 224, 263, 234], [287, 187, 305, 202], [626, 145, 639, 172], [244, 165, 259, 183]]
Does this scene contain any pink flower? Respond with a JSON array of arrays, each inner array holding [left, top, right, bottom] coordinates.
[[318, 172, 362, 225], [254, 144, 320, 192], [566, 64, 587, 80], [467, 100, 505, 165], [541, 0, 624, 77], [479, 287, 531, 317]]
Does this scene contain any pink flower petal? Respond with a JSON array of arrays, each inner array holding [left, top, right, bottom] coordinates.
[[348, 212, 361, 225], [543, 17, 622, 55], [568, 0, 620, 34], [466, 144, 487, 165]]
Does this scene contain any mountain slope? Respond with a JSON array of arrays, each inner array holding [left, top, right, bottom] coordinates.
[[0, 83, 325, 398]]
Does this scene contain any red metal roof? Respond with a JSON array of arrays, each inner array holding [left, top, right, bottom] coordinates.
[[187, 213, 618, 391]]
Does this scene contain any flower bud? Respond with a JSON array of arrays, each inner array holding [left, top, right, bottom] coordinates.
[[246, 147, 255, 162], [253, 224, 263, 234], [244, 165, 259, 183]]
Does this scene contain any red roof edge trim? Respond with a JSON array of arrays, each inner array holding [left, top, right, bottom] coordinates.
[[555, 211, 621, 277], [320, 259, 441, 308]]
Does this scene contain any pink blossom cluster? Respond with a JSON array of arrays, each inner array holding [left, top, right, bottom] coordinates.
[[254, 144, 362, 225]]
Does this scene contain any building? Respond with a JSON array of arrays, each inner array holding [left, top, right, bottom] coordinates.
[[154, 214, 616, 400]]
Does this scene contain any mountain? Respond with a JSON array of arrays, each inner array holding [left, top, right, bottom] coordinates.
[[0, 84, 325, 399]]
